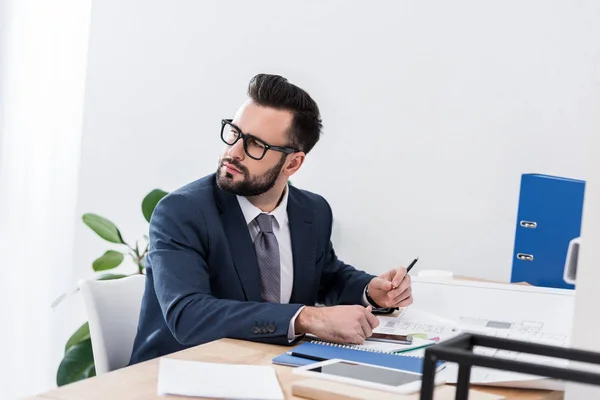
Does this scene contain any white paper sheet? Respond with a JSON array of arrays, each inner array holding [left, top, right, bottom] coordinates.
[[157, 358, 284, 400], [438, 317, 570, 390]]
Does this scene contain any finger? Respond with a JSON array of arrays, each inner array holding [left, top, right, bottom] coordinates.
[[364, 307, 380, 329], [358, 315, 373, 338], [352, 327, 366, 344], [396, 293, 414, 308], [387, 274, 411, 299], [391, 267, 408, 289], [391, 288, 414, 308], [370, 277, 393, 291], [380, 268, 395, 281], [391, 287, 412, 304]]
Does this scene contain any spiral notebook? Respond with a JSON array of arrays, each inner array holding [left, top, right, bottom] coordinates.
[[272, 341, 444, 373], [304, 334, 435, 355]]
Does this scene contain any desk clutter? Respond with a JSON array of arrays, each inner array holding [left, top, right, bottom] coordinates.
[[275, 278, 577, 392]]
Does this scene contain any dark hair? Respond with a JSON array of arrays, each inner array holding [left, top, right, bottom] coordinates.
[[247, 73, 323, 154]]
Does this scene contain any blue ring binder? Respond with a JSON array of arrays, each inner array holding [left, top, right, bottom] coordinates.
[[510, 174, 585, 289]]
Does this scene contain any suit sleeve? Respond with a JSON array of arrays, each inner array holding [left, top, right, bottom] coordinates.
[[149, 193, 304, 346], [316, 198, 378, 306]]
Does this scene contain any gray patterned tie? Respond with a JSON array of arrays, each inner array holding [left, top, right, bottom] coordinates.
[[254, 213, 281, 303]]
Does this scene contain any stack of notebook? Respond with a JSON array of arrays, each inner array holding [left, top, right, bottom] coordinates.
[[272, 337, 442, 373]]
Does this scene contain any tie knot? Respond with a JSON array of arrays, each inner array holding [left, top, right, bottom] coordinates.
[[255, 213, 274, 233]]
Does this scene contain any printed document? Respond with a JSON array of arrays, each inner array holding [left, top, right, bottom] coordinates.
[[157, 358, 284, 400]]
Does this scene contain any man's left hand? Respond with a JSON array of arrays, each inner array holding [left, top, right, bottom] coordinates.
[[367, 267, 413, 309]]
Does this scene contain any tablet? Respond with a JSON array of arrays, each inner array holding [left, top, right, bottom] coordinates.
[[292, 358, 445, 394]]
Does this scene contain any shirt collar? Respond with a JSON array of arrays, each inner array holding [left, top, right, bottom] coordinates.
[[236, 185, 289, 229]]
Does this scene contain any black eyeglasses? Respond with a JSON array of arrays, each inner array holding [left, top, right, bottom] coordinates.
[[220, 119, 299, 160]]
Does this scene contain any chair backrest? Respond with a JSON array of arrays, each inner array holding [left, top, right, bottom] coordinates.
[[78, 274, 146, 375]]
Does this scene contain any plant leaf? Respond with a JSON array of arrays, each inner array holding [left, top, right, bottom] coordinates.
[[65, 322, 90, 354], [57, 338, 96, 386], [141, 189, 168, 223], [92, 250, 124, 272], [97, 273, 128, 280], [82, 213, 125, 244]]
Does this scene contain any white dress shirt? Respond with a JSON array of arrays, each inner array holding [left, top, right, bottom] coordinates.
[[237, 185, 374, 341]]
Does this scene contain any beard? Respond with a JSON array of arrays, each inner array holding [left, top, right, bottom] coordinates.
[[216, 154, 286, 197]]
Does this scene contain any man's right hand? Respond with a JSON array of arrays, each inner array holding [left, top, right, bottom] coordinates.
[[294, 305, 380, 344]]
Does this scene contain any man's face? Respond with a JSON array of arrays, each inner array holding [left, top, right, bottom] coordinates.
[[216, 100, 294, 197]]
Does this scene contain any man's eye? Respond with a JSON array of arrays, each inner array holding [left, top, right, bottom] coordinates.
[[248, 137, 265, 149], [229, 130, 239, 138]]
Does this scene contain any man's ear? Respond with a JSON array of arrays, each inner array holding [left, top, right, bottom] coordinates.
[[283, 152, 305, 177]]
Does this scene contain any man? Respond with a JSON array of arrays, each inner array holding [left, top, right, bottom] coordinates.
[[129, 74, 413, 364]]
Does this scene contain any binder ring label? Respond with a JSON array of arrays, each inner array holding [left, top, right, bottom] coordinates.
[[520, 221, 537, 228], [517, 253, 534, 261]]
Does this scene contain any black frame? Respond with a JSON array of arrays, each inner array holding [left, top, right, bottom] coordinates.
[[420, 333, 600, 400], [221, 119, 299, 160]]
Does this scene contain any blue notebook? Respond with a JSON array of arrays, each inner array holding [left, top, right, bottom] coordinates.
[[272, 342, 442, 374]]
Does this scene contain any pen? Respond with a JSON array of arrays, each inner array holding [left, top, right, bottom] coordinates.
[[286, 351, 328, 362], [406, 257, 419, 273]]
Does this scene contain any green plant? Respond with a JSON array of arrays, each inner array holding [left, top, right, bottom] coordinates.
[[52, 189, 168, 386]]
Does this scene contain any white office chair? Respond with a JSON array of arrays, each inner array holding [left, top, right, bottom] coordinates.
[[78, 274, 146, 375]]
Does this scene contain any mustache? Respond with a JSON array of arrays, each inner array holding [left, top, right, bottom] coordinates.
[[220, 157, 248, 174]]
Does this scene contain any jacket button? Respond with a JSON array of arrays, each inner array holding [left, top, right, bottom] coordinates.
[[252, 326, 260, 334], [267, 325, 275, 333]]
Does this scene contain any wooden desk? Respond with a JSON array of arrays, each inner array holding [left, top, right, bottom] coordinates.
[[29, 338, 562, 400]]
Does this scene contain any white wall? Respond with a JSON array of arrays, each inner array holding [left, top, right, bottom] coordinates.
[[73, 0, 600, 288]]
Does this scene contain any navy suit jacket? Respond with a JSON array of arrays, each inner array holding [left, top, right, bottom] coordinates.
[[129, 173, 378, 365]]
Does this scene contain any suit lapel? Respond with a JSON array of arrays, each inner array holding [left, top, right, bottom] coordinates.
[[287, 189, 317, 304], [213, 180, 262, 302]]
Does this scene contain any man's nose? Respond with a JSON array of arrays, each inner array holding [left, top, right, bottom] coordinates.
[[228, 138, 245, 160]]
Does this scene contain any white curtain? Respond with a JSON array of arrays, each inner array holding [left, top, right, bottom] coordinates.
[[0, 0, 91, 397]]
